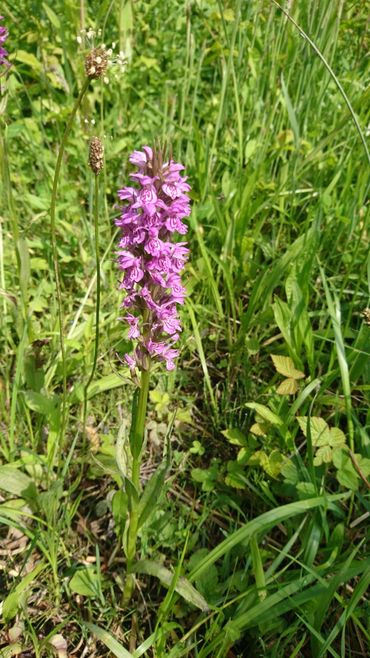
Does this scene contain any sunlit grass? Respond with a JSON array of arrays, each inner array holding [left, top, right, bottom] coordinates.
[[0, 0, 369, 656]]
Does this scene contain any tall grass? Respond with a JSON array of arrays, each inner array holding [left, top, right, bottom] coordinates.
[[0, 0, 369, 656]]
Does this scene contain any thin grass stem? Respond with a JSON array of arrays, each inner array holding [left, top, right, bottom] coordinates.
[[49, 77, 90, 467]]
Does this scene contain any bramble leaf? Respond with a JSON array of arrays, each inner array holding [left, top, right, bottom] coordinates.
[[271, 355, 305, 380], [276, 378, 299, 395]]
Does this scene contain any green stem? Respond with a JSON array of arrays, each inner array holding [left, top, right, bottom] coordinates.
[[82, 173, 101, 436], [123, 367, 151, 603], [49, 77, 90, 468]]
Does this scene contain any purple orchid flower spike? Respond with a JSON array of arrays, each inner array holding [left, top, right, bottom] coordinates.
[[116, 145, 191, 372], [0, 16, 10, 71]]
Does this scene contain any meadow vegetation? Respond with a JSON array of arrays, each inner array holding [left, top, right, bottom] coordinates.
[[0, 1, 369, 656]]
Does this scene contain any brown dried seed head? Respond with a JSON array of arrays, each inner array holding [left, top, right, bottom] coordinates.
[[361, 308, 370, 326], [84, 47, 108, 79], [88, 137, 104, 175]]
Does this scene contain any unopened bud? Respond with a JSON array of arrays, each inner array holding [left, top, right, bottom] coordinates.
[[88, 137, 104, 175], [85, 47, 108, 79]]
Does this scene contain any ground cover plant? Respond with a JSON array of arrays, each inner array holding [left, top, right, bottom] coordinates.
[[0, 0, 369, 656]]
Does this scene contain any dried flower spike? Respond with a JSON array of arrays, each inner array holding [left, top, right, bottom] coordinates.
[[88, 137, 104, 175], [361, 308, 370, 327], [116, 145, 191, 372], [84, 47, 108, 79]]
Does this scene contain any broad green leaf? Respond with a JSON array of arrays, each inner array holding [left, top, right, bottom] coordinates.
[[69, 567, 101, 598], [16, 50, 42, 72], [0, 499, 29, 521], [221, 428, 248, 446], [132, 560, 209, 612], [276, 378, 299, 395], [237, 447, 252, 464], [246, 403, 283, 427], [266, 450, 285, 478], [85, 623, 134, 658], [72, 373, 130, 402], [248, 450, 269, 470], [357, 456, 370, 477], [23, 391, 57, 417], [333, 451, 359, 490], [225, 461, 248, 489], [0, 466, 37, 500], [280, 460, 298, 484], [271, 355, 304, 380]]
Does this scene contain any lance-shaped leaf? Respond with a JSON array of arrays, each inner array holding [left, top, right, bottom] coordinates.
[[137, 460, 169, 529], [138, 425, 172, 528], [131, 560, 209, 612]]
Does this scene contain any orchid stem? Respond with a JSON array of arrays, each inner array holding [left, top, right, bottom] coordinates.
[[123, 367, 150, 604]]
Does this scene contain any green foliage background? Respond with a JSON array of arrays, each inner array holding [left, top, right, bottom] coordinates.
[[0, 1, 369, 656]]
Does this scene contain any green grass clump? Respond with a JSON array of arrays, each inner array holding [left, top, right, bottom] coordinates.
[[0, 1, 369, 656]]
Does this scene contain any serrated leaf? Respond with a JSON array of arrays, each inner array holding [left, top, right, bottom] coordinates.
[[276, 378, 299, 395], [132, 560, 209, 611], [250, 422, 267, 437], [329, 427, 346, 448], [332, 447, 347, 469], [313, 446, 332, 466], [246, 403, 283, 427], [357, 456, 370, 477], [297, 417, 331, 446], [221, 428, 248, 446], [271, 355, 305, 380], [266, 450, 285, 478], [248, 450, 269, 470]]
